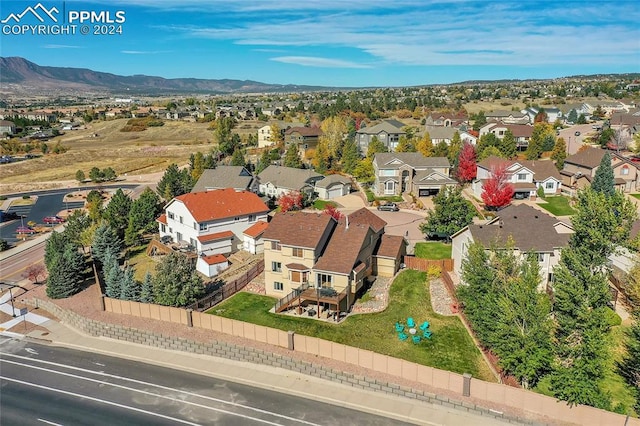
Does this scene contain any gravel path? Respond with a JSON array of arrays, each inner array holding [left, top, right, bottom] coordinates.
[[351, 276, 391, 314], [429, 278, 455, 316]]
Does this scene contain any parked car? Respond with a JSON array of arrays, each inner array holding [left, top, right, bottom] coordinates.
[[16, 226, 36, 234], [377, 202, 399, 212], [43, 215, 65, 224], [574, 131, 581, 136]]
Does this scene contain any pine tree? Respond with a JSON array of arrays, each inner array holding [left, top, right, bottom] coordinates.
[[341, 138, 360, 175], [156, 163, 193, 200], [433, 141, 449, 158], [366, 136, 387, 159], [499, 130, 517, 159], [45, 244, 84, 299], [283, 143, 303, 168], [103, 249, 123, 298], [92, 223, 123, 265], [591, 152, 615, 197], [230, 147, 245, 166], [45, 231, 71, 268], [119, 266, 139, 301], [551, 138, 567, 169], [617, 313, 640, 412], [103, 188, 132, 240], [125, 187, 162, 246], [419, 187, 475, 238], [140, 272, 154, 303]]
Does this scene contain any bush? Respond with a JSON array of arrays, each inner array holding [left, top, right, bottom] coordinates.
[[0, 195, 7, 201], [426, 264, 441, 279], [365, 189, 375, 203], [537, 185, 545, 200], [22, 195, 30, 200], [603, 307, 622, 327]]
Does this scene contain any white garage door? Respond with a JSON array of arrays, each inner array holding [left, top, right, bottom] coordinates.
[[328, 186, 343, 199]]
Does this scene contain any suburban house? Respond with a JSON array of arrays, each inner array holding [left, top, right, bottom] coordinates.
[[424, 112, 468, 128], [372, 152, 456, 197], [472, 156, 562, 200], [263, 208, 406, 315], [356, 119, 406, 153], [479, 122, 533, 150], [314, 174, 352, 200], [196, 254, 229, 279], [191, 166, 258, 193], [425, 126, 457, 145], [284, 126, 323, 160], [258, 165, 324, 198], [460, 130, 478, 146], [521, 107, 563, 124], [560, 148, 640, 196], [157, 188, 270, 268], [484, 110, 530, 125], [258, 121, 304, 148], [452, 204, 573, 290], [0, 120, 16, 135]]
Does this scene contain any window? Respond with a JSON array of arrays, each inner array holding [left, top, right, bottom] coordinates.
[[537, 253, 545, 262], [292, 247, 303, 258], [193, 222, 197, 230], [179, 216, 183, 224], [517, 173, 527, 181], [317, 273, 332, 287], [270, 241, 281, 251], [385, 181, 395, 195], [161, 224, 166, 233], [274, 282, 284, 291], [190, 238, 196, 248], [168, 212, 175, 220], [379, 169, 395, 176], [622, 166, 629, 175], [545, 182, 555, 190], [271, 261, 282, 272], [199, 223, 207, 231], [234, 216, 240, 222], [176, 232, 182, 242], [248, 214, 256, 223]]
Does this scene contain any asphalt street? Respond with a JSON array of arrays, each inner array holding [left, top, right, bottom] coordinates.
[[0, 338, 410, 426]]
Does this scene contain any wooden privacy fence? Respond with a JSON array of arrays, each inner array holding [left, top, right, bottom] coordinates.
[[404, 256, 453, 272], [187, 261, 264, 312], [100, 295, 637, 426]]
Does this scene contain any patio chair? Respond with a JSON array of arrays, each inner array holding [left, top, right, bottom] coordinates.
[[423, 330, 432, 339], [407, 317, 415, 328], [419, 321, 430, 331], [412, 335, 421, 344], [395, 322, 405, 332], [398, 332, 409, 341]]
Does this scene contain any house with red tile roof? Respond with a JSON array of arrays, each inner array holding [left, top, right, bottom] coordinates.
[[196, 254, 229, 278], [157, 189, 269, 274], [263, 208, 406, 315]]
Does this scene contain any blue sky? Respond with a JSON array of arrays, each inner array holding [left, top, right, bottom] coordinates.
[[1, 0, 639, 87]]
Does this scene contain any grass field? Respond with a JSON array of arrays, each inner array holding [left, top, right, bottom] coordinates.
[[414, 242, 452, 259], [312, 199, 337, 210], [631, 194, 640, 200], [127, 244, 158, 281], [537, 196, 576, 216], [208, 269, 495, 381]]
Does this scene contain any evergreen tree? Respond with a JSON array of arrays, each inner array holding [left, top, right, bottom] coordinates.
[[63, 210, 91, 249], [541, 134, 556, 152], [230, 147, 245, 166], [256, 149, 271, 174], [102, 188, 132, 240], [419, 187, 475, 238], [567, 109, 578, 124], [551, 138, 567, 169], [119, 266, 139, 301], [103, 249, 124, 298], [156, 163, 193, 200], [366, 136, 387, 159], [45, 244, 84, 299], [591, 152, 615, 197], [92, 223, 123, 265], [341, 138, 360, 175], [45, 231, 71, 268], [283, 143, 303, 168], [140, 272, 154, 303], [617, 313, 640, 412], [433, 141, 449, 158], [125, 187, 162, 246], [152, 252, 203, 307], [525, 122, 553, 160], [472, 111, 487, 131], [499, 130, 517, 159], [75, 169, 85, 183], [476, 133, 499, 154]]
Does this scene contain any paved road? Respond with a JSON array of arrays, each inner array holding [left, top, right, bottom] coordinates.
[[558, 123, 600, 155], [0, 338, 410, 426], [0, 240, 46, 282]]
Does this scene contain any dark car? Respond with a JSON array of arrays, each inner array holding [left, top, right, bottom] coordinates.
[[43, 215, 65, 224], [377, 202, 399, 212], [16, 226, 36, 234]]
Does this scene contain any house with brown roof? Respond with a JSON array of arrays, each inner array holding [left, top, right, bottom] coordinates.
[[157, 189, 270, 275], [479, 122, 534, 150], [472, 156, 562, 200], [284, 126, 323, 160], [560, 147, 640, 195], [263, 208, 406, 315], [451, 204, 573, 289]]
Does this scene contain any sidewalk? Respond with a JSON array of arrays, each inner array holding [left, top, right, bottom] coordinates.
[[15, 319, 514, 426]]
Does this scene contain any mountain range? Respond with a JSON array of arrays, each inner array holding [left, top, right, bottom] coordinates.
[[0, 57, 332, 94]]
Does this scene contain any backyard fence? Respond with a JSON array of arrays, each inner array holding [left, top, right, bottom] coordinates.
[[187, 261, 264, 312], [404, 256, 453, 272]]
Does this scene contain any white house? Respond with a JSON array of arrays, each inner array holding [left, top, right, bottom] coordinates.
[[258, 165, 324, 198], [243, 220, 269, 254], [451, 204, 573, 290], [472, 156, 562, 200], [157, 188, 270, 257], [196, 254, 229, 278]]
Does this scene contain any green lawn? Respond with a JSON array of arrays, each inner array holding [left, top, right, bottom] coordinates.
[[631, 194, 640, 200], [127, 243, 157, 282], [376, 195, 404, 202], [414, 242, 452, 259], [537, 196, 576, 216], [313, 199, 337, 210], [208, 269, 495, 381]]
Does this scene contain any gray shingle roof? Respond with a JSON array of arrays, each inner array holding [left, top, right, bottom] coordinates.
[[258, 165, 323, 191], [191, 166, 254, 193], [357, 120, 406, 135], [315, 174, 351, 189], [374, 152, 450, 169]]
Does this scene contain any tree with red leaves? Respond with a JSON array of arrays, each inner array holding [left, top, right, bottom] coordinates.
[[24, 263, 46, 284], [456, 142, 477, 183], [278, 190, 304, 213], [323, 204, 344, 220], [481, 164, 514, 210]]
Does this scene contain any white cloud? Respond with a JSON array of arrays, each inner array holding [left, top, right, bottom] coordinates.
[[43, 44, 82, 49], [271, 56, 372, 68], [121, 50, 170, 54]]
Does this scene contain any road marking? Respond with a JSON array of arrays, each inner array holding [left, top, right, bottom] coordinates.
[[25, 347, 38, 355], [2, 376, 201, 426], [1, 357, 321, 425], [37, 419, 63, 425]]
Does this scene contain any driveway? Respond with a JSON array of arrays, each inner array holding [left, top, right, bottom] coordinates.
[[333, 193, 366, 212], [558, 124, 599, 155], [372, 209, 426, 254]]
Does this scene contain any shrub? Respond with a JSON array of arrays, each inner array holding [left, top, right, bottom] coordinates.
[[365, 190, 375, 203], [603, 307, 622, 327], [0, 195, 7, 201], [22, 195, 30, 200], [537, 185, 545, 200], [426, 264, 441, 279]]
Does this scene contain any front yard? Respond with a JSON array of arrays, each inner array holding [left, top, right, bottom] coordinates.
[[208, 269, 494, 381], [414, 242, 452, 259], [537, 196, 576, 216]]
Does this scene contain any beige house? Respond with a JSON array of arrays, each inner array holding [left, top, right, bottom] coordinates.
[[451, 204, 573, 290], [560, 148, 640, 196], [263, 208, 405, 315]]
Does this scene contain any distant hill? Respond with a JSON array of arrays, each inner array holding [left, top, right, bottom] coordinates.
[[0, 57, 333, 94]]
